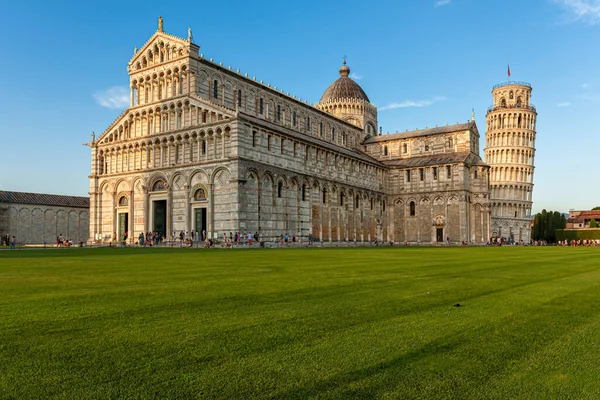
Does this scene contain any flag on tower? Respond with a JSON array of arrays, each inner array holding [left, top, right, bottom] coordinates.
[[508, 64, 511, 78]]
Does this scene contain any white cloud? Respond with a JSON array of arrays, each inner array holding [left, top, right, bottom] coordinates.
[[93, 86, 130, 109], [350, 72, 362, 80], [580, 93, 600, 101], [553, 0, 600, 24], [556, 102, 571, 107], [435, 0, 451, 6], [379, 97, 446, 111]]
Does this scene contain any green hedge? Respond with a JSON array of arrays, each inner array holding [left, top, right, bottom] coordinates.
[[555, 229, 600, 241]]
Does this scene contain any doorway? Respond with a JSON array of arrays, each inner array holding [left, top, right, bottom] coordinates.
[[153, 200, 167, 236], [436, 227, 444, 243], [194, 208, 207, 236], [118, 212, 128, 241]]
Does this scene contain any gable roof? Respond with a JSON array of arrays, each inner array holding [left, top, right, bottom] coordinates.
[[0, 191, 89, 208], [364, 121, 477, 143], [128, 30, 195, 69]]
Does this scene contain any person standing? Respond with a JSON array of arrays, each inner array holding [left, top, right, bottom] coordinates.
[[10, 235, 16, 250]]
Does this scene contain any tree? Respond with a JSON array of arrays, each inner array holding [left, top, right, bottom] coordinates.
[[593, 206, 600, 211], [531, 209, 565, 243], [590, 218, 598, 228], [533, 213, 543, 240]]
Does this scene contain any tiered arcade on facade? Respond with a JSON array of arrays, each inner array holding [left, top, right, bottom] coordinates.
[[88, 19, 495, 245], [484, 82, 536, 242]]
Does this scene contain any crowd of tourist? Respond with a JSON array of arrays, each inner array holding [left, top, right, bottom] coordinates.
[[488, 237, 526, 246], [556, 239, 600, 246]]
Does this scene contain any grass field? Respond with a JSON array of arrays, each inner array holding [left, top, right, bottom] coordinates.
[[1, 247, 599, 399]]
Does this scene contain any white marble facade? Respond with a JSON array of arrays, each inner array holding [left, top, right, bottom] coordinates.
[[88, 19, 493, 245]]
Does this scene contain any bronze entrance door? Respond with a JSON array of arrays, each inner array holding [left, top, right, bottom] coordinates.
[[153, 200, 166, 236], [195, 208, 207, 234], [436, 227, 444, 243], [118, 213, 128, 241]]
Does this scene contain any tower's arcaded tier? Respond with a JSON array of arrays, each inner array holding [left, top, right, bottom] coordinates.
[[484, 81, 536, 242]]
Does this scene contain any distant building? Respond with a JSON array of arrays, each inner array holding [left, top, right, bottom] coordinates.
[[0, 191, 89, 245], [566, 210, 600, 229]]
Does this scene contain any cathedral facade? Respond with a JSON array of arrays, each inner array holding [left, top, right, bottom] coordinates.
[[88, 19, 493, 245]]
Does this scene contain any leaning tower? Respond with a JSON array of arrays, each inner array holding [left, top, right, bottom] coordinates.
[[484, 81, 536, 243]]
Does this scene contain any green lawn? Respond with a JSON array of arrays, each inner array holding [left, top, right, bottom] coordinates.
[[1, 247, 599, 399]]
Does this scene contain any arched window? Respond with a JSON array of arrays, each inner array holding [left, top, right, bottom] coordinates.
[[237, 89, 242, 108], [193, 188, 207, 201], [501, 98, 507, 107], [213, 80, 218, 99], [319, 122, 323, 138], [118, 196, 128, 206], [259, 98, 264, 115], [292, 111, 297, 127], [355, 194, 360, 208], [403, 143, 407, 153], [306, 116, 311, 132], [302, 184, 307, 201], [202, 141, 206, 155], [252, 131, 257, 147], [332, 127, 335, 142], [516, 97, 522, 107], [277, 182, 283, 198], [340, 193, 344, 206], [383, 145, 388, 156], [322, 188, 327, 204], [409, 201, 416, 216], [509, 91, 514, 99], [277, 105, 281, 122]]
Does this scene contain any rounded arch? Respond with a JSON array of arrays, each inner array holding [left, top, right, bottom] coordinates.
[[148, 173, 168, 191], [190, 184, 208, 201], [210, 166, 231, 185]]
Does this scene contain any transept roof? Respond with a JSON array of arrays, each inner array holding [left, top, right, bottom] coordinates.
[[364, 122, 477, 143]]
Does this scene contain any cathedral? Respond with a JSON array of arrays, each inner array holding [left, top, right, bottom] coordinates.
[[88, 18, 534, 245]]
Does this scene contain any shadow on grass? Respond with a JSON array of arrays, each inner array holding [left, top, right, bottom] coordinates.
[[273, 284, 600, 399]]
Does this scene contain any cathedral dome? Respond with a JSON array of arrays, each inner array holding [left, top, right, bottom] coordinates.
[[319, 61, 370, 103]]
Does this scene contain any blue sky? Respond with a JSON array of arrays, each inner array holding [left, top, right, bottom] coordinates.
[[1, 0, 598, 213]]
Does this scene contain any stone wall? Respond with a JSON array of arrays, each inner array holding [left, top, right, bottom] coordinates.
[[4, 203, 89, 244]]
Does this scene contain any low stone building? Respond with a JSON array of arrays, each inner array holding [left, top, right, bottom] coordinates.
[[0, 191, 89, 245]]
